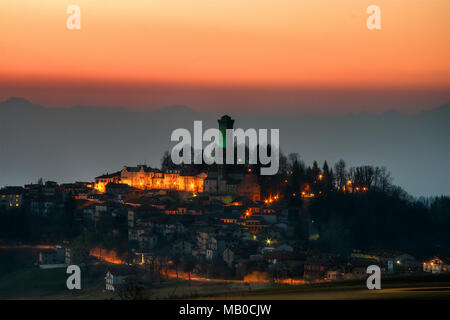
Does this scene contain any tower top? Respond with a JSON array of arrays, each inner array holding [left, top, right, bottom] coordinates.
[[218, 115, 234, 128]]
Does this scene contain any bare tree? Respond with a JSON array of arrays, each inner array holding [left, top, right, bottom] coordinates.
[[334, 159, 347, 190], [375, 166, 392, 192]]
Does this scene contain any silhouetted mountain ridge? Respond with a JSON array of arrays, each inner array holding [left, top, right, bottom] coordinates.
[[0, 97, 44, 111], [422, 102, 450, 117]]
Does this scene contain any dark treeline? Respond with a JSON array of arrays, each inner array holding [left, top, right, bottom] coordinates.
[[267, 153, 450, 258]]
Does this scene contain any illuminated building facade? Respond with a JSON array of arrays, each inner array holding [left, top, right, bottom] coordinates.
[[94, 165, 206, 193]]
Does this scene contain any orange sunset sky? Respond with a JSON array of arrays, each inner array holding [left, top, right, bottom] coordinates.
[[0, 0, 449, 112]]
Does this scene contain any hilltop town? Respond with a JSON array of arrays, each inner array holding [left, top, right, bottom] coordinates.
[[0, 116, 449, 297]]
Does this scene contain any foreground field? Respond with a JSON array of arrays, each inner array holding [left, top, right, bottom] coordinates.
[[201, 274, 450, 300], [1, 267, 450, 300], [0, 267, 253, 300]]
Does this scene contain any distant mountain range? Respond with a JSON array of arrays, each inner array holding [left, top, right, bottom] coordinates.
[[1, 97, 449, 197]]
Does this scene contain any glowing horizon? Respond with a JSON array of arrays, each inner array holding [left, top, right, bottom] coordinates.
[[0, 0, 449, 111]]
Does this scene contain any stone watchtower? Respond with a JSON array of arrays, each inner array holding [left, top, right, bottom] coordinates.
[[217, 115, 234, 184], [218, 115, 234, 148]]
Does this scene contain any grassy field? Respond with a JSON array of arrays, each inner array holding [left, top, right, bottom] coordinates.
[[200, 274, 450, 300], [0, 267, 110, 300], [0, 266, 247, 300], [1, 267, 449, 300]]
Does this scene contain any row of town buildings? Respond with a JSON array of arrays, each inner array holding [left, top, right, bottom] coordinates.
[[94, 164, 261, 202]]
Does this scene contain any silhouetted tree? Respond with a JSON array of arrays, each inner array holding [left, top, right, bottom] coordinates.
[[334, 159, 347, 190]]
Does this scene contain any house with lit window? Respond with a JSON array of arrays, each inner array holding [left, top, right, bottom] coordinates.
[[423, 256, 450, 274], [0, 186, 24, 209], [304, 256, 343, 281], [105, 268, 132, 291], [39, 246, 67, 268]]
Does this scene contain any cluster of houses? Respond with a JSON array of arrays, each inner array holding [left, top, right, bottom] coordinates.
[[3, 173, 450, 292], [2, 183, 450, 290], [4, 171, 449, 291], [0, 181, 91, 214], [29, 174, 449, 290]]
